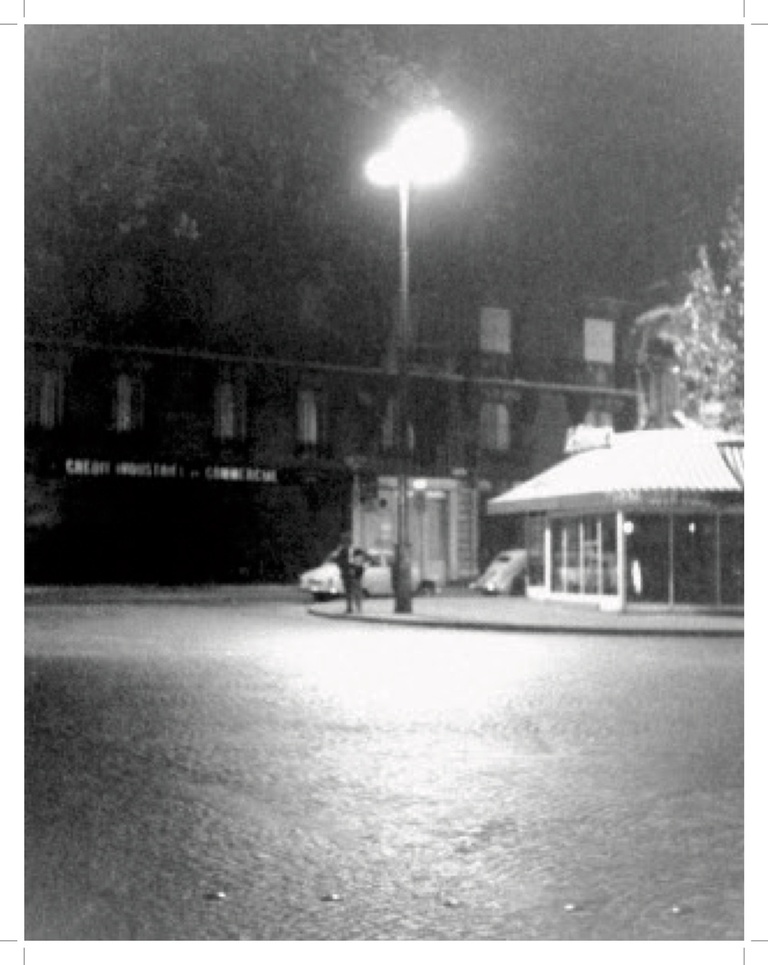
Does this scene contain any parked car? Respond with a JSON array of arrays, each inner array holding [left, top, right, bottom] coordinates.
[[299, 548, 420, 602], [470, 549, 528, 595]]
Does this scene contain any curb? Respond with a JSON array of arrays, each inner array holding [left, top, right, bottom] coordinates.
[[308, 606, 744, 639]]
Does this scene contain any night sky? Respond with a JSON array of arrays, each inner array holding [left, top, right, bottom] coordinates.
[[373, 25, 743, 298]]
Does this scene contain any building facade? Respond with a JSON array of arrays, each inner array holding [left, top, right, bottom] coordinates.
[[25, 296, 639, 585]]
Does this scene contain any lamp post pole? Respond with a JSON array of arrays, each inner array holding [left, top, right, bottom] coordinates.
[[364, 109, 466, 614], [395, 178, 412, 613]]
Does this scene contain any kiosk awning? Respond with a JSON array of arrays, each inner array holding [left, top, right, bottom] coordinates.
[[488, 429, 744, 516]]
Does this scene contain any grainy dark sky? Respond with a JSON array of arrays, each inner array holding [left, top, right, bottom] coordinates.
[[374, 25, 743, 299], [24, 23, 744, 317]]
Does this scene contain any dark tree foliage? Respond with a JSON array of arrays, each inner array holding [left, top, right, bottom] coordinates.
[[26, 25, 743, 364], [25, 26, 438, 358]]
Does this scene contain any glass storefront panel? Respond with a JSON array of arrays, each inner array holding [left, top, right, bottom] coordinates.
[[674, 515, 717, 605], [552, 519, 566, 592], [625, 515, 670, 603], [543, 509, 735, 606], [583, 516, 600, 593], [601, 514, 618, 594], [564, 519, 581, 592], [720, 514, 744, 605], [526, 514, 545, 586], [549, 514, 618, 597]]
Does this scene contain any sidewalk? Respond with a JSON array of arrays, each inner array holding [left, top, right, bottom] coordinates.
[[309, 589, 744, 638]]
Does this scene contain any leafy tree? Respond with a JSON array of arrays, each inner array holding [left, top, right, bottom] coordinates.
[[674, 191, 743, 432], [25, 26, 437, 353]]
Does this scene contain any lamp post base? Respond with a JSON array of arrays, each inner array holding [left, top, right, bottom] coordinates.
[[394, 542, 413, 614]]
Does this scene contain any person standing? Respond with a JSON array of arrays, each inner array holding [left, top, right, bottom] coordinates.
[[332, 533, 369, 614], [348, 548, 368, 613]]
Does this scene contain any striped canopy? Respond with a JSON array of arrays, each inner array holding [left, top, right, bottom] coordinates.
[[488, 429, 744, 515]]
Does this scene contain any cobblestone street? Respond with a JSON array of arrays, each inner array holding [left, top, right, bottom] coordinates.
[[25, 595, 743, 940]]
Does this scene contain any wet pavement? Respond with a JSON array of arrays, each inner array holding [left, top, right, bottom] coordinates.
[[25, 592, 743, 940]]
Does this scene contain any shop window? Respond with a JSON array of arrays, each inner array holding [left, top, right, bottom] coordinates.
[[601, 514, 618, 594], [113, 373, 144, 433], [552, 518, 585, 593], [214, 380, 246, 441], [674, 515, 717, 605], [719, 514, 744, 605], [552, 519, 566, 592], [550, 514, 618, 597], [38, 369, 65, 429], [625, 515, 670, 603], [564, 519, 581, 592], [525, 514, 545, 586], [583, 517, 600, 593], [480, 402, 510, 451]]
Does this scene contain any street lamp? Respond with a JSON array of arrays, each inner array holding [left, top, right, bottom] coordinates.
[[365, 109, 467, 613]]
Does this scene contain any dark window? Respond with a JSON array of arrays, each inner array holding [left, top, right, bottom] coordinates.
[[214, 380, 247, 441], [625, 515, 670, 604], [480, 402, 509, 451], [38, 369, 65, 429], [113, 373, 145, 433], [673, 515, 717, 605], [720, 515, 744, 605]]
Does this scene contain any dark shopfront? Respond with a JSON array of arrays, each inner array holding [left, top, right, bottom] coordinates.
[[624, 509, 743, 607], [25, 456, 350, 584]]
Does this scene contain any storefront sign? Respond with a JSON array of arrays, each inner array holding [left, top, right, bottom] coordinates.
[[564, 425, 613, 454], [65, 458, 278, 483], [611, 490, 719, 510]]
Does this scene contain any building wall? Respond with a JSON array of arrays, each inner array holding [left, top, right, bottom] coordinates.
[[26, 293, 639, 585]]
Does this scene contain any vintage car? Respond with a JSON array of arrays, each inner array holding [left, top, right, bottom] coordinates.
[[299, 548, 420, 602], [469, 548, 528, 595]]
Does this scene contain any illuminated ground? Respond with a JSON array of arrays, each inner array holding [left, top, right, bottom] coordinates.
[[25, 596, 743, 940]]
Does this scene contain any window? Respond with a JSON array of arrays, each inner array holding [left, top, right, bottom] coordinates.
[[625, 514, 670, 603], [584, 408, 614, 429], [297, 388, 318, 445], [38, 369, 65, 429], [649, 367, 680, 425], [113, 373, 144, 433], [673, 515, 717, 605], [584, 318, 615, 364], [480, 402, 509, 451], [583, 516, 600, 593], [214, 380, 246, 441], [549, 514, 618, 596], [382, 396, 395, 450], [480, 307, 511, 354], [719, 514, 743, 605], [601, 515, 617, 594]]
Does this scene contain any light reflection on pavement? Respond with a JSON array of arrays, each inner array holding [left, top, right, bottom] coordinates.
[[25, 600, 743, 940]]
